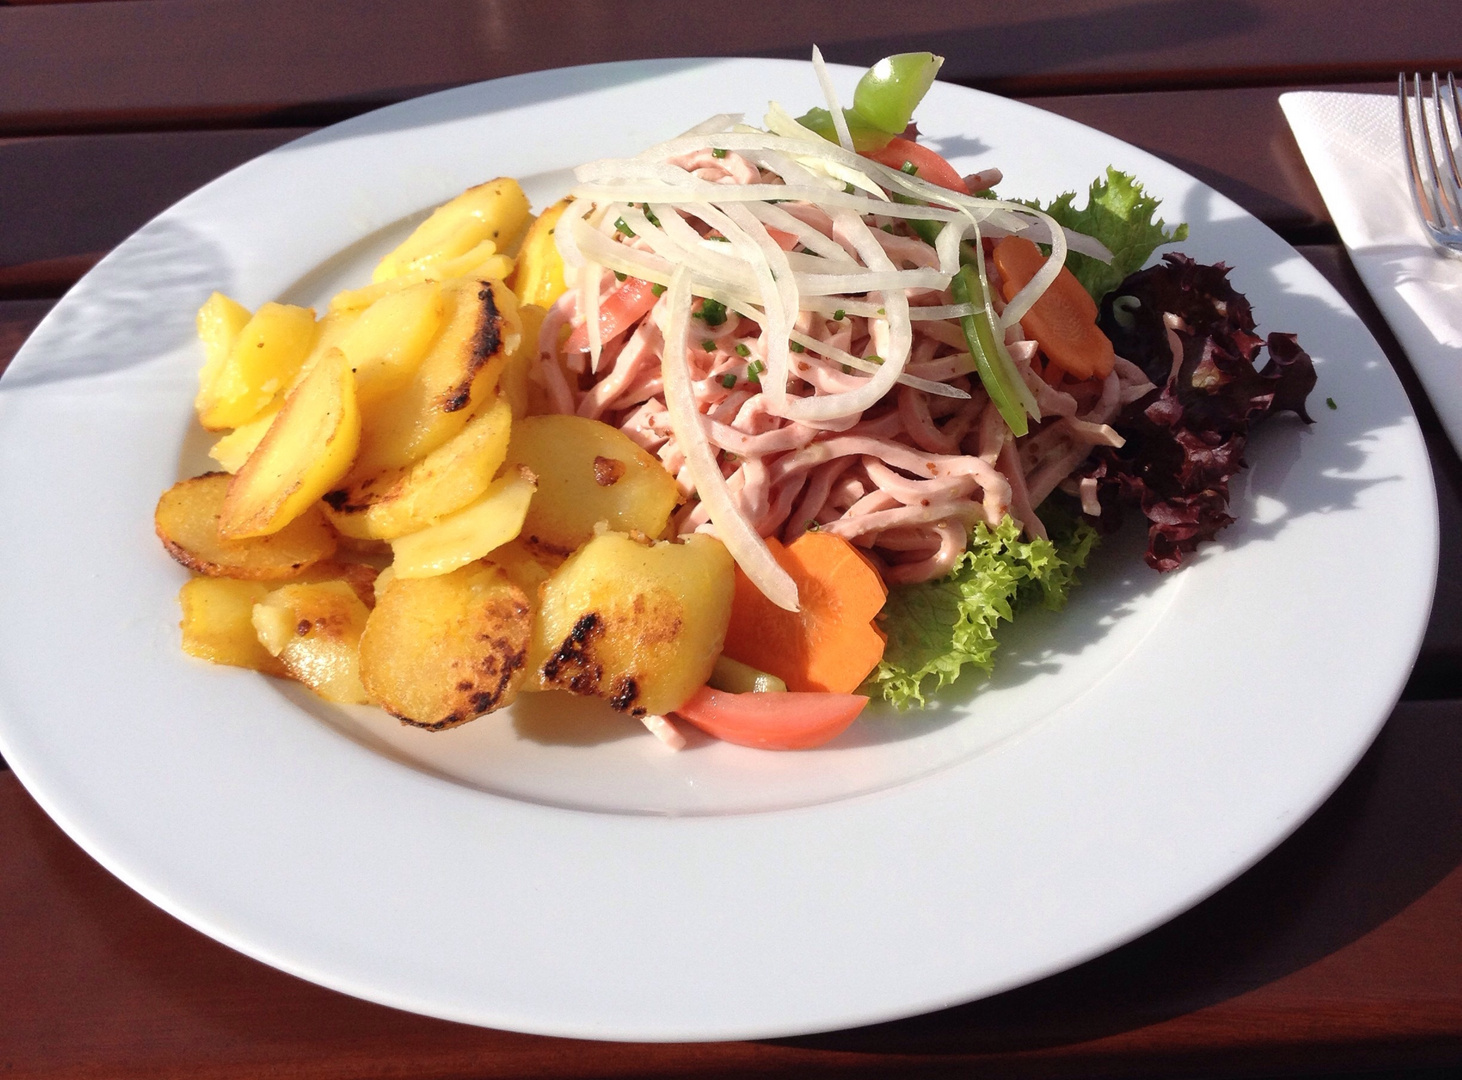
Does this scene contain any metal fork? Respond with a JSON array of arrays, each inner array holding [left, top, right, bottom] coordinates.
[[1400, 72, 1462, 255]]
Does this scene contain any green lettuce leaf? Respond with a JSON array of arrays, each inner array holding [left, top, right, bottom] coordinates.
[[869, 510, 1099, 708], [1025, 167, 1188, 302]]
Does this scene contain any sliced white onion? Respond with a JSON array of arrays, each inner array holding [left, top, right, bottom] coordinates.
[[671, 113, 743, 140], [661, 267, 799, 611], [811, 46, 854, 153]]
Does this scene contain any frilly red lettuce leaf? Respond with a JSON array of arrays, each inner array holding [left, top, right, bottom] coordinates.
[[1078, 253, 1317, 571]]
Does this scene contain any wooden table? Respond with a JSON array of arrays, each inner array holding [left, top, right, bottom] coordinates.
[[3, 2, 1461, 1076]]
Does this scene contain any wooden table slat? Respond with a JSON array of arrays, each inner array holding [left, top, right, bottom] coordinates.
[[0, 83, 1344, 297], [2, 0, 1462, 135]]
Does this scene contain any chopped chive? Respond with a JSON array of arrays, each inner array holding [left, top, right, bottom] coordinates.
[[614, 217, 635, 237], [788, 340, 805, 353], [866, 354, 884, 365], [712, 147, 728, 159], [805, 520, 820, 531], [734, 342, 751, 357], [720, 373, 737, 388], [882, 223, 895, 233], [901, 161, 919, 176], [844, 182, 856, 194], [651, 283, 666, 296], [841, 363, 852, 374], [832, 309, 846, 321], [614, 271, 626, 281], [1326, 396, 1338, 410], [701, 339, 716, 352], [698, 298, 728, 326], [641, 203, 661, 226], [747, 359, 765, 384]]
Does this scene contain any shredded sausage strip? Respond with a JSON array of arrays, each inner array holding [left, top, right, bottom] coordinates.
[[538, 128, 1121, 588]]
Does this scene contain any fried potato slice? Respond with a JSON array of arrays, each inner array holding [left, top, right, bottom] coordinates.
[[499, 302, 544, 418], [352, 278, 521, 476], [529, 532, 734, 717], [197, 301, 317, 431], [253, 581, 370, 704], [156, 473, 337, 579], [336, 280, 446, 410], [484, 538, 558, 599], [194, 292, 252, 415], [373, 178, 531, 284], [389, 464, 536, 578], [208, 403, 279, 473], [505, 414, 679, 558], [323, 395, 513, 541], [509, 197, 570, 309], [293, 561, 380, 609], [359, 563, 532, 730], [178, 577, 287, 676], [219, 347, 360, 539]]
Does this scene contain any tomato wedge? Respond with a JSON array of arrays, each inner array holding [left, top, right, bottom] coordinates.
[[563, 276, 660, 353], [674, 686, 868, 750], [861, 137, 969, 195]]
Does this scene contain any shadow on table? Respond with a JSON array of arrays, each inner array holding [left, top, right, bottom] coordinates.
[[780, 702, 1462, 1054], [829, 0, 1261, 83]]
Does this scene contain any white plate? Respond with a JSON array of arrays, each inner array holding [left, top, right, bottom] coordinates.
[[0, 58, 1438, 1041]]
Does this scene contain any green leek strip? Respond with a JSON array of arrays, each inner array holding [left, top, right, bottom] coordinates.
[[710, 655, 787, 694], [951, 263, 1034, 437], [891, 192, 943, 247]]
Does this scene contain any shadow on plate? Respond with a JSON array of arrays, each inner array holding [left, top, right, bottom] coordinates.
[[1, 217, 232, 390]]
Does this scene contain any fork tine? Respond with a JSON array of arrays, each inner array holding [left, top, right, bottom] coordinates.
[[1400, 73, 1443, 231], [1427, 73, 1462, 228], [1417, 74, 1450, 224]]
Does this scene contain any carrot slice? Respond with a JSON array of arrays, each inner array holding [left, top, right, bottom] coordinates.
[[722, 531, 887, 694], [991, 235, 1115, 381]]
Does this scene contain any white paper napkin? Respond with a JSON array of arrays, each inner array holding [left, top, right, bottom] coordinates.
[[1281, 90, 1462, 454]]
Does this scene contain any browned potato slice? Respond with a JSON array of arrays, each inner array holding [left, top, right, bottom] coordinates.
[[177, 577, 287, 676], [352, 278, 521, 476], [208, 403, 279, 473], [388, 465, 536, 578], [197, 301, 317, 431], [156, 473, 337, 579], [194, 292, 252, 416], [499, 302, 544, 418], [322, 395, 513, 541], [509, 198, 570, 309], [505, 415, 679, 558], [294, 561, 380, 609], [336, 280, 446, 409], [529, 533, 733, 717], [359, 563, 532, 730], [219, 347, 360, 539], [253, 581, 370, 704], [484, 538, 558, 599], [373, 178, 531, 283]]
